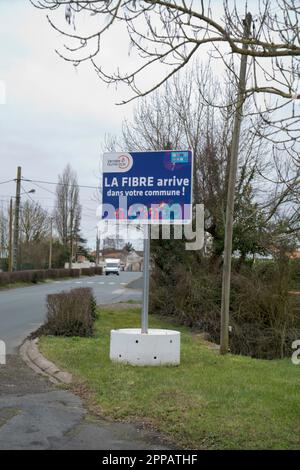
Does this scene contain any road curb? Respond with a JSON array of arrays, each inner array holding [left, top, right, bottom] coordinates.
[[125, 276, 143, 290], [20, 338, 72, 385]]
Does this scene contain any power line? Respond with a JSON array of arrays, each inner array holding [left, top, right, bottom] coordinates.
[[11, 193, 97, 215], [21, 179, 100, 214], [10, 174, 100, 233], [29, 180, 56, 196], [0, 179, 14, 185], [0, 193, 99, 205], [21, 184, 36, 204], [22, 177, 100, 190]]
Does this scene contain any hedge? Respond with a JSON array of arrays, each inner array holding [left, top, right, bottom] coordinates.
[[0, 268, 72, 286], [0, 266, 104, 286]]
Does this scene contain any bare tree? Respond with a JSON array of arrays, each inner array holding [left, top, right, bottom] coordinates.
[[54, 164, 81, 268], [123, 81, 185, 151], [20, 200, 50, 243], [32, 1, 300, 137], [120, 66, 299, 273], [0, 204, 8, 260], [32, 0, 300, 244], [121, 67, 295, 244]]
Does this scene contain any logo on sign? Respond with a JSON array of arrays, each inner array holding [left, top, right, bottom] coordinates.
[[118, 155, 131, 170], [103, 152, 133, 173], [171, 151, 189, 163]]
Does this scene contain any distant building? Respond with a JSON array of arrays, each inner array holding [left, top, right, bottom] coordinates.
[[77, 254, 87, 263], [125, 250, 143, 272], [291, 250, 300, 259], [102, 248, 124, 260]]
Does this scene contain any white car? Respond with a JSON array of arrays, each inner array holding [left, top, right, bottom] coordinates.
[[105, 258, 120, 276]]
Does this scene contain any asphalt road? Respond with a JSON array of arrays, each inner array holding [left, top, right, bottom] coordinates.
[[0, 272, 171, 450], [0, 355, 169, 450], [0, 272, 142, 354]]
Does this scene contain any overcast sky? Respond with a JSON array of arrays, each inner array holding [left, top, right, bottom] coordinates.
[[0, 0, 277, 250], [0, 0, 137, 249]]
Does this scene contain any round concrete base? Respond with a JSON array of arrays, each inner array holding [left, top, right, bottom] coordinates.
[[110, 328, 180, 366]]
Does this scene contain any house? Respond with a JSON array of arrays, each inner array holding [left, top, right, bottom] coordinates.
[[125, 250, 143, 272]]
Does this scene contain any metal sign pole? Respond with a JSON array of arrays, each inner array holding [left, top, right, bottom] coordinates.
[[141, 224, 150, 334]]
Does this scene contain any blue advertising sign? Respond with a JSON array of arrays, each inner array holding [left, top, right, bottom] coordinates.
[[102, 150, 193, 223]]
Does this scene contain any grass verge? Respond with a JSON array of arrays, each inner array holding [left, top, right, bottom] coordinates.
[[0, 281, 42, 290], [39, 306, 300, 449], [0, 276, 78, 291]]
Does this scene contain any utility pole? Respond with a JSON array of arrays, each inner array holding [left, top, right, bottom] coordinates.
[[96, 229, 100, 266], [116, 221, 120, 250], [12, 166, 21, 271], [141, 224, 150, 334], [49, 218, 53, 269], [220, 13, 252, 355], [8, 198, 13, 272]]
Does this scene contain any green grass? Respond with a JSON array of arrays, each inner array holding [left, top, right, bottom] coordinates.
[[0, 281, 36, 290], [0, 276, 75, 290], [39, 307, 300, 449]]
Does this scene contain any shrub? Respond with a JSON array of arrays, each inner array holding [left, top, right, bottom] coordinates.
[[150, 256, 300, 359], [90, 293, 98, 321], [71, 268, 81, 278], [95, 266, 103, 275], [0, 272, 9, 286], [69, 287, 98, 321], [31, 271, 39, 284], [80, 267, 96, 276], [228, 267, 299, 359], [290, 259, 300, 291], [39, 287, 97, 337]]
